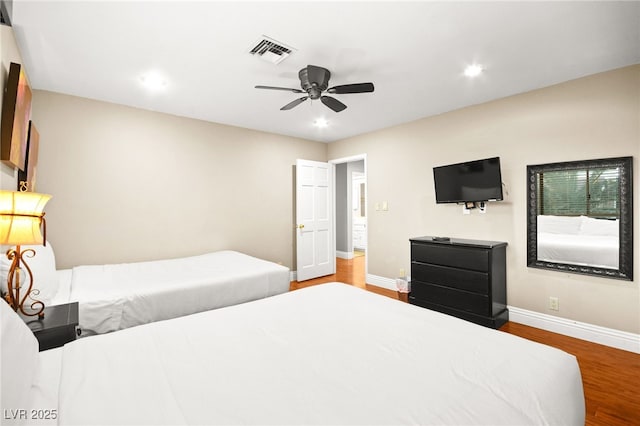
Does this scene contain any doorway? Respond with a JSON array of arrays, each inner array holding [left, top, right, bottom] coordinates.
[[331, 155, 367, 284]]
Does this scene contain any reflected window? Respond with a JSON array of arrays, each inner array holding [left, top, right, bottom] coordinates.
[[537, 167, 620, 218]]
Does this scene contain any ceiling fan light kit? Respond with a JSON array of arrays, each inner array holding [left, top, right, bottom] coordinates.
[[255, 65, 374, 112]]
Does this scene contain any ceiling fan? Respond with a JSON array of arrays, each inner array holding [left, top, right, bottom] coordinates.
[[255, 65, 375, 112]]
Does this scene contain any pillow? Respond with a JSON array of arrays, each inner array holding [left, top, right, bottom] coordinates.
[[0, 242, 59, 306], [580, 216, 619, 237], [0, 298, 40, 411], [537, 215, 583, 235]]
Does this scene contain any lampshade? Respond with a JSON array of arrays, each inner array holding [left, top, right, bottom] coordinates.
[[0, 190, 51, 245]]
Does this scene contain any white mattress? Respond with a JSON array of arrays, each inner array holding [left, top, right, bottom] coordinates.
[[45, 283, 584, 425], [537, 232, 619, 269], [63, 250, 290, 334]]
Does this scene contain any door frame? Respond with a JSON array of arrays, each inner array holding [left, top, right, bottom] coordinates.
[[329, 154, 367, 280]]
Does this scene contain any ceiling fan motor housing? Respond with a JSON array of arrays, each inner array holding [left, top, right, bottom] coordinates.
[[299, 65, 330, 99], [255, 64, 374, 112]]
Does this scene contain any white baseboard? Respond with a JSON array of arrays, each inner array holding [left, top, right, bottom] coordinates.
[[336, 251, 353, 260], [290, 271, 297, 282], [366, 274, 397, 291], [368, 275, 639, 353], [508, 306, 640, 354], [298, 272, 640, 354]]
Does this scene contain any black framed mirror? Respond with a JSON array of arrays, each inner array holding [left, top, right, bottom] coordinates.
[[527, 156, 633, 280]]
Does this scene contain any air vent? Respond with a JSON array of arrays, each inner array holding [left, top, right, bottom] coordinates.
[[249, 36, 295, 64]]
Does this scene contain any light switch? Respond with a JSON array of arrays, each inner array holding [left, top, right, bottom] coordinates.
[[375, 203, 380, 211], [382, 201, 388, 211]]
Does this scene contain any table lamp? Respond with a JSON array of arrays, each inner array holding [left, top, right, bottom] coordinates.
[[0, 190, 52, 318]]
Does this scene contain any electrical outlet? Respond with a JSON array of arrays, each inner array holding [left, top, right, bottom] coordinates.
[[549, 296, 559, 311]]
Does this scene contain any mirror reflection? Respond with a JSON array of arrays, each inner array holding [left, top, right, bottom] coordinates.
[[536, 167, 620, 269], [527, 157, 633, 280]]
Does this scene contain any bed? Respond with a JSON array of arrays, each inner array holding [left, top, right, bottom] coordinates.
[[537, 215, 619, 269], [2, 245, 290, 335], [2, 283, 585, 425]]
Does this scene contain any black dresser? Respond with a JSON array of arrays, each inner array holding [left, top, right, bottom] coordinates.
[[409, 236, 508, 329]]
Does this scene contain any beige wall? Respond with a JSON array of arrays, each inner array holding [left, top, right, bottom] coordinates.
[[328, 65, 640, 334], [0, 24, 23, 189], [6, 13, 638, 334], [31, 91, 327, 270]]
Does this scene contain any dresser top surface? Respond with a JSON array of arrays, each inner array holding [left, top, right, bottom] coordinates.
[[411, 236, 508, 248]]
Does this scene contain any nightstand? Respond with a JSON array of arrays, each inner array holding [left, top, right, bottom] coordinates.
[[20, 302, 79, 351]]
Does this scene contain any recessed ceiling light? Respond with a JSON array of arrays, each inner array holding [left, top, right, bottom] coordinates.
[[314, 118, 329, 128], [140, 71, 168, 91], [464, 64, 483, 78]]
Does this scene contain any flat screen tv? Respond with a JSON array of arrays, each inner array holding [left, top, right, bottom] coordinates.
[[433, 157, 504, 203]]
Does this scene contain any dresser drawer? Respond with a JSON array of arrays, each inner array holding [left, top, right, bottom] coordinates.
[[411, 262, 489, 294], [411, 243, 489, 272], [409, 296, 508, 329], [410, 282, 489, 316]]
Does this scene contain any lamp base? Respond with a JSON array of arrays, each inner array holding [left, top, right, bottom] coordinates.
[[4, 246, 45, 318]]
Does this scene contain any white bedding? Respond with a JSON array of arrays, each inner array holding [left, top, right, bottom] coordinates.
[[24, 349, 63, 425], [537, 233, 619, 269], [44, 283, 584, 425], [536, 215, 619, 269], [63, 250, 290, 334], [51, 270, 72, 306]]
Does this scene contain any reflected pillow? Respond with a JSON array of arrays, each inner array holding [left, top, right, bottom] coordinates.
[[537, 215, 583, 235], [580, 217, 619, 237], [0, 242, 59, 305]]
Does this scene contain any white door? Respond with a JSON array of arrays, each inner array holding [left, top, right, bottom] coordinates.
[[296, 159, 335, 281]]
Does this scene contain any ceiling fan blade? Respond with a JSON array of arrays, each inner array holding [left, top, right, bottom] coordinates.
[[255, 85, 304, 93], [321, 96, 347, 112], [280, 96, 309, 110], [327, 83, 375, 94]]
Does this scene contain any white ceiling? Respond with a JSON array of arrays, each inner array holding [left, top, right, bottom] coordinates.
[[9, 1, 640, 143]]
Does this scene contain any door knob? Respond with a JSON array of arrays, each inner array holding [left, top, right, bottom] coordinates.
[[298, 224, 305, 229]]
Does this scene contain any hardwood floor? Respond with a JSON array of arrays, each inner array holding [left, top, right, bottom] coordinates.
[[291, 257, 640, 426], [501, 322, 640, 425], [290, 255, 397, 298], [290, 255, 368, 291]]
